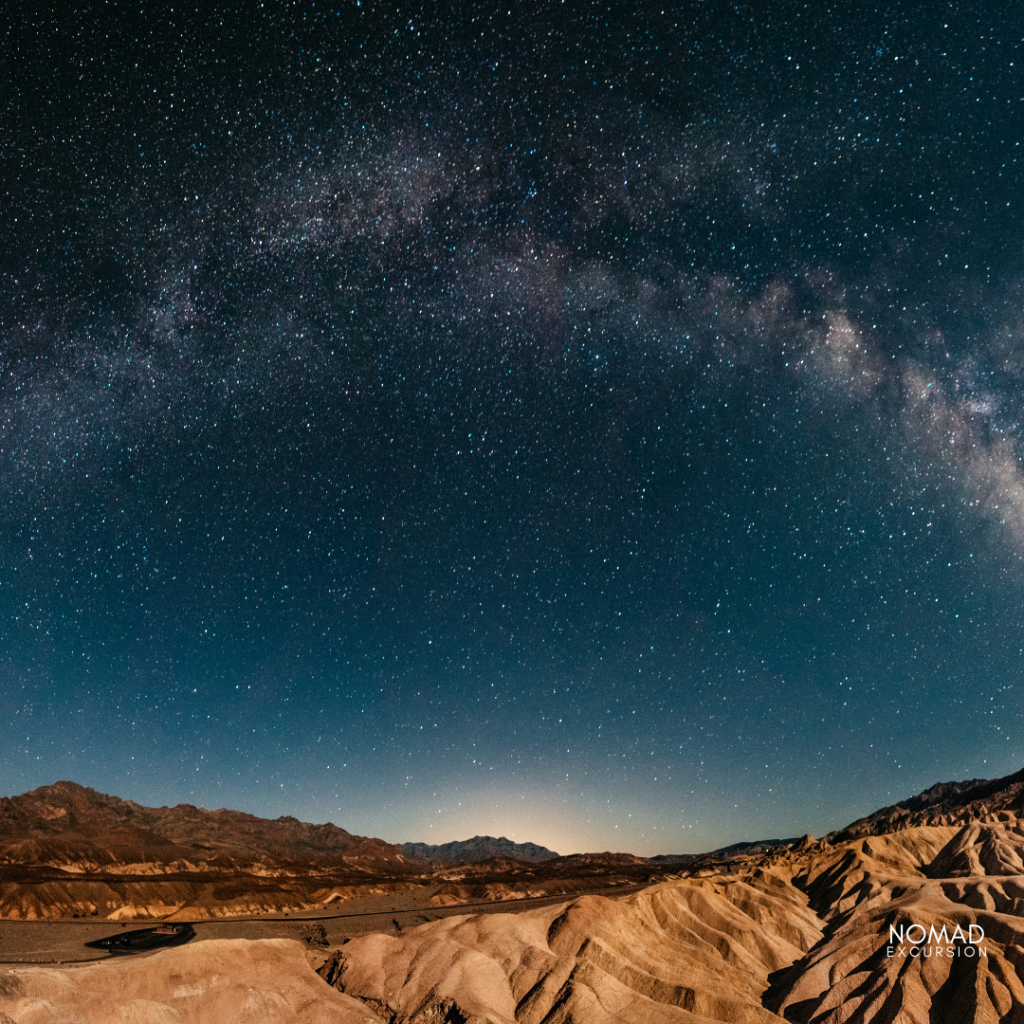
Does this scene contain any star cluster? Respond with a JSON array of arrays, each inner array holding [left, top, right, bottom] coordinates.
[[2, 0, 1023, 854]]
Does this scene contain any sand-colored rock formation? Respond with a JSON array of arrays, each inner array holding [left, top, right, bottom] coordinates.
[[0, 939, 381, 1023], [766, 874, 1024, 1023], [928, 819, 1024, 878], [318, 871, 822, 1023], [755, 811, 1024, 1022]]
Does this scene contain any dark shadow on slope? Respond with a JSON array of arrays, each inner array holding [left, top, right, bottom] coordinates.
[[84, 923, 195, 955]]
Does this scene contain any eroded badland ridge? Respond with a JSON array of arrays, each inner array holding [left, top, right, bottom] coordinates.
[[1, 769, 1023, 1022]]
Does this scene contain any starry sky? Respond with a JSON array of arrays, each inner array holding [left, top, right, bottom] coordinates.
[[2, 0, 1023, 856]]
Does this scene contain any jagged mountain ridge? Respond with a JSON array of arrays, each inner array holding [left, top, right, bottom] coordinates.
[[831, 765, 1024, 841], [399, 835, 559, 863]]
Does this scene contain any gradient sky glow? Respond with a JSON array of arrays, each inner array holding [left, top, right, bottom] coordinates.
[[2, 0, 1023, 856]]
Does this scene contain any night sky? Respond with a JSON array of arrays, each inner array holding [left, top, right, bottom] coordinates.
[[2, 1, 1023, 856]]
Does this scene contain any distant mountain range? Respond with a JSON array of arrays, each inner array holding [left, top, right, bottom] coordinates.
[[8, 768, 1017, 876], [0, 782, 654, 921], [0, 780, 414, 874], [400, 836, 559, 863]]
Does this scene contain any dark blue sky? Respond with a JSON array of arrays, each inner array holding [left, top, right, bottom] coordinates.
[[2, 0, 1022, 854]]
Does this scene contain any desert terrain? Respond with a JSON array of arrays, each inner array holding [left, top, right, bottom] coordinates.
[[1, 771, 1024, 1022]]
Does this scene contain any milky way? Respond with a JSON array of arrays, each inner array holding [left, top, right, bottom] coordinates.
[[2, 0, 1022, 854]]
